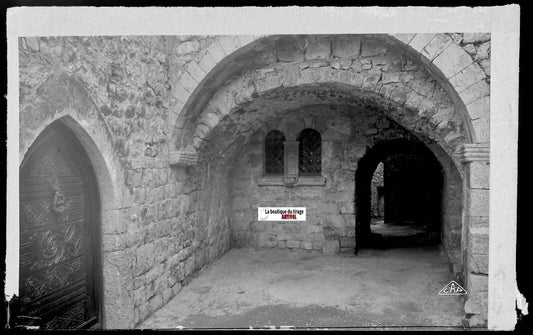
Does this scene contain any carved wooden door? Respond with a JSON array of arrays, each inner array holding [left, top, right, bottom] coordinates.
[[19, 122, 101, 329]]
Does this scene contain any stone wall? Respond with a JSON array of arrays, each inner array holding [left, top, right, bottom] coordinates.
[[229, 104, 439, 252], [18, 36, 230, 328], [17, 33, 489, 328]]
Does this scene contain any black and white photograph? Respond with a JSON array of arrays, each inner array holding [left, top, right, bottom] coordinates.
[[4, 6, 524, 331]]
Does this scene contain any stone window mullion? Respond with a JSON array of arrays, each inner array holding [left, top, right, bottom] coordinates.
[[283, 141, 299, 186]]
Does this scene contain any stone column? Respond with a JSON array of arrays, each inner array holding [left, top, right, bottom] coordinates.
[[283, 141, 299, 186], [457, 143, 489, 327]]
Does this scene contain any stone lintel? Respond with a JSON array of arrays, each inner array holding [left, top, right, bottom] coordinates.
[[455, 143, 490, 163], [169, 149, 198, 167]]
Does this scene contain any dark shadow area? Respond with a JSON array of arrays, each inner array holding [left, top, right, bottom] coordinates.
[[355, 139, 443, 251]]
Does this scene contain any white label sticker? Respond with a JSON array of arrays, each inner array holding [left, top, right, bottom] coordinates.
[[258, 207, 306, 221]]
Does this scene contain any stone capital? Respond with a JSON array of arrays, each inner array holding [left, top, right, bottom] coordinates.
[[169, 149, 198, 167], [455, 143, 489, 163]]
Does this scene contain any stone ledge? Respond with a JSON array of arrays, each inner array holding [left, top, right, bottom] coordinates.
[[169, 149, 198, 167], [455, 143, 490, 163], [257, 176, 326, 187]]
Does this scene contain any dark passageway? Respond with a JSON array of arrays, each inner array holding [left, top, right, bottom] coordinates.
[[355, 139, 444, 251]]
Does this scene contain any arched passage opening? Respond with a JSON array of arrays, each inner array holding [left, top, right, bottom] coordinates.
[[16, 120, 103, 329], [355, 139, 444, 251], [159, 34, 485, 327]]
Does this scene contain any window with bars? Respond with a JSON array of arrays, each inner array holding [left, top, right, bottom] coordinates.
[[264, 130, 285, 175], [298, 128, 322, 176]]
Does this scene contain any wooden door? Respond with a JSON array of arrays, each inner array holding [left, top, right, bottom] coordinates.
[[18, 122, 101, 329]]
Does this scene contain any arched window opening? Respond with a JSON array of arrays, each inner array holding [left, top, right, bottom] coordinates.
[[298, 128, 321, 176], [265, 130, 285, 175]]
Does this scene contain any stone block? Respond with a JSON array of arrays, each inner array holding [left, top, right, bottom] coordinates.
[[135, 242, 155, 276], [392, 33, 415, 44], [338, 201, 355, 214], [287, 239, 301, 249], [162, 287, 173, 304], [340, 247, 353, 254], [469, 189, 490, 217], [148, 294, 163, 314], [322, 239, 340, 255], [458, 79, 489, 105], [467, 314, 488, 327], [332, 39, 360, 58], [184, 257, 195, 277], [302, 241, 313, 250], [178, 70, 199, 94], [176, 40, 200, 55], [422, 34, 453, 61], [467, 273, 488, 295], [169, 149, 198, 167], [469, 231, 489, 255], [318, 203, 339, 214], [251, 221, 271, 233], [449, 63, 487, 93], [340, 237, 356, 248], [312, 240, 323, 250], [429, 106, 455, 127], [171, 282, 183, 296], [361, 40, 387, 57], [474, 41, 490, 61], [381, 72, 401, 84], [102, 209, 128, 235], [217, 36, 240, 55], [171, 81, 191, 104], [462, 33, 491, 44], [305, 39, 331, 60], [206, 41, 227, 62], [464, 292, 488, 316], [324, 216, 345, 229], [469, 253, 489, 274], [197, 52, 217, 73], [432, 43, 474, 79], [236, 35, 257, 46], [469, 216, 489, 228], [466, 96, 489, 120], [469, 161, 489, 189], [472, 116, 490, 143], [479, 59, 491, 76], [278, 45, 304, 62], [463, 44, 477, 55], [408, 33, 436, 53], [362, 72, 382, 89]]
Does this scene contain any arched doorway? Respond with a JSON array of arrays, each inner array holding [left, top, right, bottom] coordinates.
[[355, 139, 443, 252], [17, 121, 102, 329]]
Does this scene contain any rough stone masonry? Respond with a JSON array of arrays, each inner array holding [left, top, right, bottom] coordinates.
[[18, 34, 490, 328]]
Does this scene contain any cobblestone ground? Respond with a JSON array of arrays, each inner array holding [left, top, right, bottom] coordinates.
[[138, 246, 467, 330]]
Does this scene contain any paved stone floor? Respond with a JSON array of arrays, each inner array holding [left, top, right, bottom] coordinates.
[[138, 246, 467, 330], [370, 220, 426, 237]]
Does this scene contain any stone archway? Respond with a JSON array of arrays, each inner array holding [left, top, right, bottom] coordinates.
[[16, 72, 135, 329], [18, 120, 103, 329], [354, 139, 445, 251], [167, 34, 489, 326], [168, 33, 489, 155]]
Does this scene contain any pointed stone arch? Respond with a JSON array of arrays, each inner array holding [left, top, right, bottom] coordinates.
[[17, 72, 135, 329]]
